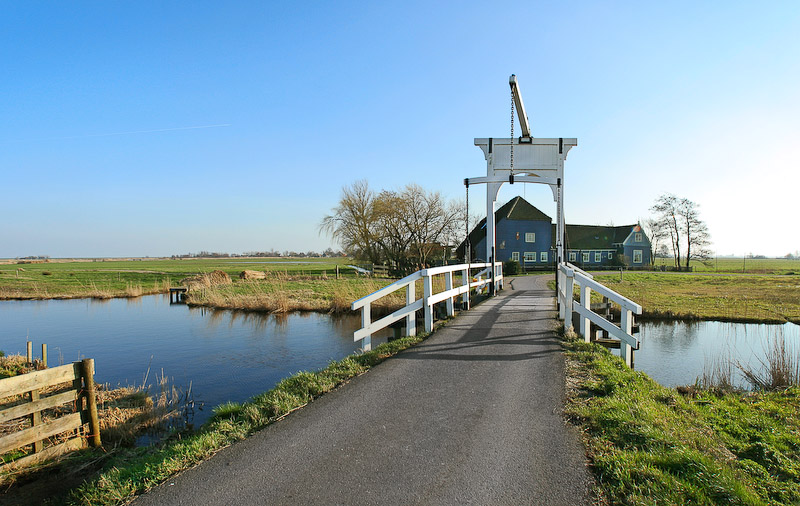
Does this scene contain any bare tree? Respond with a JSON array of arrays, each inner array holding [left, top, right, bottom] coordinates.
[[319, 180, 383, 264], [321, 181, 465, 272], [678, 197, 712, 269], [642, 218, 668, 266], [650, 193, 682, 268]]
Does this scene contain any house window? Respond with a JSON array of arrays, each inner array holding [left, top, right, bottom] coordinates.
[[608, 252, 613, 259], [635, 232, 643, 243], [524, 252, 536, 262], [595, 252, 602, 262], [525, 233, 535, 243], [569, 252, 576, 262], [633, 250, 643, 263], [511, 252, 519, 262], [540, 251, 548, 262], [582, 252, 590, 263]]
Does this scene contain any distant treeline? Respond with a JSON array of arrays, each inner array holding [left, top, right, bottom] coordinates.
[[170, 248, 346, 259]]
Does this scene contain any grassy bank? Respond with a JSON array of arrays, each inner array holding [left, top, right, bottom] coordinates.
[[654, 257, 800, 275], [593, 272, 800, 324], [0, 258, 358, 301], [12, 335, 424, 505], [563, 333, 800, 505]]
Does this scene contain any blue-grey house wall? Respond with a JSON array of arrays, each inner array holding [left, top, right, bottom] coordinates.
[[623, 232, 652, 266], [474, 219, 552, 264]]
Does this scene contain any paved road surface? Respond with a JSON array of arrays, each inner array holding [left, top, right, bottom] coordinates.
[[134, 275, 593, 505]]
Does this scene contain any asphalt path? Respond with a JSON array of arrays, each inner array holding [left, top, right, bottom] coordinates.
[[134, 275, 592, 505]]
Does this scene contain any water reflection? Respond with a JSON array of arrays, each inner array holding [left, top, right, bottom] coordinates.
[[636, 320, 800, 389], [0, 296, 369, 427]]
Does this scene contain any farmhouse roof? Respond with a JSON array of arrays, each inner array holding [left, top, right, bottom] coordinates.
[[552, 224, 640, 249]]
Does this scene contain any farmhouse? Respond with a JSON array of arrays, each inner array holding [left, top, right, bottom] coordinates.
[[457, 196, 651, 269]]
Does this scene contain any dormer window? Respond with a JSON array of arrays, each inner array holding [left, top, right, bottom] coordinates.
[[635, 232, 643, 242]]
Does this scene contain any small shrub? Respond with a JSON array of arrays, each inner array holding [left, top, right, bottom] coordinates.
[[503, 260, 520, 275]]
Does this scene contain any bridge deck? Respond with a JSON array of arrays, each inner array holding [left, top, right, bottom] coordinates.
[[134, 275, 592, 505]]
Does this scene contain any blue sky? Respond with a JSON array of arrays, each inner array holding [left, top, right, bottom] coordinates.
[[2, 1, 799, 257]]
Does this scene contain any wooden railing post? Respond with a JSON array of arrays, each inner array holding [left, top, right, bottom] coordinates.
[[29, 389, 42, 453], [444, 271, 454, 317], [620, 308, 634, 368], [423, 274, 433, 333], [406, 283, 416, 337], [565, 270, 575, 330], [41, 343, 47, 368], [81, 358, 101, 448], [27, 341, 32, 364], [579, 283, 591, 343], [361, 302, 372, 351], [461, 267, 470, 310]]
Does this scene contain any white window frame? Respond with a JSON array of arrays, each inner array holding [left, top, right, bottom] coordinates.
[[582, 252, 590, 263], [608, 252, 613, 259], [594, 252, 602, 263], [511, 252, 519, 262], [635, 232, 643, 243], [569, 252, 576, 262], [523, 252, 536, 262], [525, 232, 535, 243], [540, 251, 547, 262], [633, 249, 643, 263]]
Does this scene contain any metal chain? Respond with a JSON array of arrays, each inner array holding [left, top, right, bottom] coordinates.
[[510, 87, 515, 174]]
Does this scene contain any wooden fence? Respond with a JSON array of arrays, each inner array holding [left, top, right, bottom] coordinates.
[[0, 358, 101, 468]]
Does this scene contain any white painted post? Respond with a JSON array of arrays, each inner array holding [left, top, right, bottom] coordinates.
[[406, 282, 416, 337], [620, 308, 633, 368], [461, 267, 470, 310], [362, 302, 372, 352], [557, 269, 565, 320], [580, 283, 591, 343], [565, 271, 575, 330], [423, 274, 433, 333], [445, 271, 454, 317]]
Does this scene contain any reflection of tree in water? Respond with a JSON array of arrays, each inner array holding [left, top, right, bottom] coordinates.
[[642, 320, 701, 352]]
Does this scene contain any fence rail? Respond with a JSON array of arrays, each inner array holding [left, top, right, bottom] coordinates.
[[557, 262, 642, 367], [351, 262, 503, 351], [0, 358, 101, 468]]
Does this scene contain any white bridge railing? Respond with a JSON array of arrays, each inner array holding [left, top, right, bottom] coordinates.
[[351, 262, 503, 351], [557, 262, 642, 367]]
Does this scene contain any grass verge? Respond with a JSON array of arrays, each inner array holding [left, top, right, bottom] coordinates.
[[62, 334, 426, 505], [589, 272, 800, 324], [562, 328, 800, 505]]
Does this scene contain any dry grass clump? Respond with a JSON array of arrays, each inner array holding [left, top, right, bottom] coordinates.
[[239, 270, 267, 280], [739, 333, 800, 391], [180, 270, 232, 291]]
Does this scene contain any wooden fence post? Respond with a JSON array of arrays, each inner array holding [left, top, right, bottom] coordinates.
[[406, 282, 416, 337], [27, 341, 32, 364], [361, 302, 371, 352], [81, 359, 102, 447], [29, 389, 42, 453], [423, 274, 433, 333], [41, 343, 47, 368], [565, 272, 574, 330], [580, 284, 591, 343], [620, 309, 634, 368], [444, 271, 454, 317], [461, 267, 470, 310]]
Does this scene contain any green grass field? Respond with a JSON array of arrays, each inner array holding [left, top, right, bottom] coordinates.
[[564, 333, 800, 505], [593, 272, 800, 324], [0, 257, 360, 300], [653, 257, 800, 275]]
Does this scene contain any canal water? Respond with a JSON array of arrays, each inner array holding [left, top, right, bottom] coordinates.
[[635, 320, 800, 388], [0, 295, 389, 427]]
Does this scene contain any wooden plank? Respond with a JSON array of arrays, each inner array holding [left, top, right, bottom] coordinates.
[[574, 273, 641, 313], [574, 304, 639, 349], [30, 390, 42, 453], [354, 299, 423, 341], [1, 437, 85, 469], [0, 363, 81, 400], [0, 390, 78, 424], [0, 412, 83, 455], [351, 271, 422, 309]]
